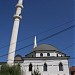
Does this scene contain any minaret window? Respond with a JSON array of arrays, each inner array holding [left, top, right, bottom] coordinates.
[[59, 62, 63, 71], [47, 53, 50, 56], [43, 63, 47, 71], [29, 63, 32, 71], [40, 53, 43, 57]]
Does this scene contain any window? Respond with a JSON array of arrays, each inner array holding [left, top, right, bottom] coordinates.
[[61, 55, 62, 57], [29, 63, 32, 71], [44, 63, 47, 71], [59, 62, 63, 71], [57, 54, 58, 57], [32, 55, 33, 57], [40, 53, 43, 57], [47, 53, 50, 56]]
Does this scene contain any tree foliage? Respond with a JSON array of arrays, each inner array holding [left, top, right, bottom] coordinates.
[[32, 69, 41, 75], [0, 64, 22, 75]]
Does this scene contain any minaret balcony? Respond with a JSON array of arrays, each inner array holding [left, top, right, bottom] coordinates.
[[13, 14, 22, 20], [16, 4, 23, 9]]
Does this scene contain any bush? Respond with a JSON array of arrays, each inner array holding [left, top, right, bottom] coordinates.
[[0, 64, 22, 75]]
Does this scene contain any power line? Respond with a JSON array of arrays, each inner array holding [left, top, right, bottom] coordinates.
[[0, 25, 74, 58], [69, 58, 75, 60], [61, 43, 75, 60], [37, 25, 75, 43], [0, 19, 74, 49], [62, 43, 75, 51], [6, 42, 75, 62], [3, 43, 75, 61]]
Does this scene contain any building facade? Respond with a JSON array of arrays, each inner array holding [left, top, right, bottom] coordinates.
[[15, 44, 70, 75]]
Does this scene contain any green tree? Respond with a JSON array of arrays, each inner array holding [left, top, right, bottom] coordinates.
[[0, 64, 22, 75]]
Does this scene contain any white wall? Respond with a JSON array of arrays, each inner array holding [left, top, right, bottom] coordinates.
[[50, 52, 57, 56], [36, 53, 40, 57], [36, 52, 59, 57], [21, 59, 69, 75]]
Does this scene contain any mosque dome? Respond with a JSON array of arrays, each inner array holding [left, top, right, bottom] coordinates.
[[32, 44, 59, 51]]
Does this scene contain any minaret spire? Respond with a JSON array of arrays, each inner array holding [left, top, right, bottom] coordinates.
[[7, 0, 23, 65], [34, 36, 37, 48]]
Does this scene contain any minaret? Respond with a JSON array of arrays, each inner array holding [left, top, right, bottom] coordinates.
[[7, 0, 23, 65], [34, 36, 37, 48]]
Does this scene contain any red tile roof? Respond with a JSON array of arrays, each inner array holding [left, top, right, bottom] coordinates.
[[70, 66, 75, 71]]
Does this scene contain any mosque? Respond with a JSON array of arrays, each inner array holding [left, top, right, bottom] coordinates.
[[6, 0, 70, 75], [14, 36, 70, 75]]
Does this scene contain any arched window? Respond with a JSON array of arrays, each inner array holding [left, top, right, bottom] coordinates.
[[29, 63, 32, 71], [40, 53, 43, 57], [47, 53, 50, 56], [57, 54, 58, 57], [44, 63, 47, 71], [59, 62, 63, 71]]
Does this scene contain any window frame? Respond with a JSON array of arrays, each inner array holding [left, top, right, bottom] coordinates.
[[47, 53, 50, 56], [43, 63, 47, 71], [40, 53, 43, 57], [59, 62, 63, 71], [29, 63, 32, 71]]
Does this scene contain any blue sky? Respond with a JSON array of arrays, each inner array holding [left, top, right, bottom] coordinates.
[[0, 0, 74, 66]]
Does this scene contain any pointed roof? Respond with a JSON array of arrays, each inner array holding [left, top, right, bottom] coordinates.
[[33, 36, 37, 48]]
